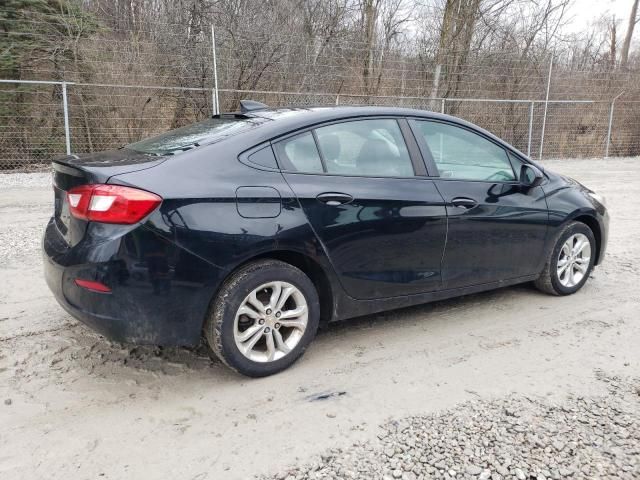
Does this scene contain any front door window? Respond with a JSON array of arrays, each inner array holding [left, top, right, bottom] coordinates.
[[412, 120, 516, 182]]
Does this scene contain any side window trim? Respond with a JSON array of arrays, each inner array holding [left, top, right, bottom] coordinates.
[[507, 151, 523, 181], [310, 129, 328, 173], [408, 118, 519, 183], [238, 142, 280, 171], [397, 118, 427, 176], [407, 118, 439, 177], [506, 150, 547, 180]]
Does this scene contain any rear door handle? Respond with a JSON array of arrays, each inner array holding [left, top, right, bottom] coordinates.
[[451, 197, 478, 209], [316, 192, 354, 206]]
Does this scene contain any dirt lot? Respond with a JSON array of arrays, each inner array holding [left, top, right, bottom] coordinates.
[[1, 158, 639, 480]]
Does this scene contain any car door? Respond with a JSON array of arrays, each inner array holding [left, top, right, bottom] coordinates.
[[274, 118, 448, 300], [409, 119, 548, 290]]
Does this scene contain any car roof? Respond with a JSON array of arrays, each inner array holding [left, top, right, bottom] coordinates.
[[245, 105, 460, 127], [206, 105, 539, 169], [232, 106, 458, 142], [243, 106, 496, 143], [230, 105, 530, 161]]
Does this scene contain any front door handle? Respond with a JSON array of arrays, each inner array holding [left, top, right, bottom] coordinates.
[[316, 192, 354, 206], [451, 197, 478, 209]]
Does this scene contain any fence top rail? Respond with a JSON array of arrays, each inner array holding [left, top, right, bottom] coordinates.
[[0, 79, 68, 85], [73, 82, 212, 92], [218, 89, 605, 104], [2, 79, 639, 104], [0, 79, 212, 92]]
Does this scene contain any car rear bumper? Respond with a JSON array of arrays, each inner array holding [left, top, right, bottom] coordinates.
[[44, 251, 123, 340], [42, 218, 225, 346]]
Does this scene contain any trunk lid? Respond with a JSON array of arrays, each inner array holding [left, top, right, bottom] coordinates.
[[51, 149, 165, 246]]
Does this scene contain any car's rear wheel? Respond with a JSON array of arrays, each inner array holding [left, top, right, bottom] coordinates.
[[534, 221, 596, 296], [205, 259, 320, 377]]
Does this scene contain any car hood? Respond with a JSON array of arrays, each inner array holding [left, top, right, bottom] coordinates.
[[556, 173, 593, 193]]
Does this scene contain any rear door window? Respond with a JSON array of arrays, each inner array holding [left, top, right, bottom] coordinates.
[[315, 119, 414, 177]]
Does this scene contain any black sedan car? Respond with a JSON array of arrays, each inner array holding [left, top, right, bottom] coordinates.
[[43, 103, 609, 377]]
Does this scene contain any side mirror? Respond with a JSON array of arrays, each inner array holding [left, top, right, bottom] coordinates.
[[520, 164, 544, 188]]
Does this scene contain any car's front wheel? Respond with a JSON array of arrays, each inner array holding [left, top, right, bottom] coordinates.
[[205, 259, 320, 377], [534, 221, 596, 296]]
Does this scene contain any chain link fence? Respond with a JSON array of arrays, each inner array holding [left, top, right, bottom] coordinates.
[[4, 10, 640, 172], [1, 80, 639, 171], [0, 81, 67, 170]]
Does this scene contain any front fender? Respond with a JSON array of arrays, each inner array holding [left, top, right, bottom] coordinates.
[[542, 176, 608, 265]]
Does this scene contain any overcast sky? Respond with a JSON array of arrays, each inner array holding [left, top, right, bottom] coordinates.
[[566, 0, 636, 33]]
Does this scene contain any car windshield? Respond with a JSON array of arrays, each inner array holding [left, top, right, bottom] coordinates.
[[126, 117, 267, 155]]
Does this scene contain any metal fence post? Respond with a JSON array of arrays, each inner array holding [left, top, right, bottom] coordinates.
[[441, 98, 445, 114], [539, 58, 553, 160], [430, 65, 441, 111], [210, 24, 220, 115], [527, 101, 534, 157], [335, 94, 340, 105], [61, 81, 71, 155], [605, 91, 624, 157]]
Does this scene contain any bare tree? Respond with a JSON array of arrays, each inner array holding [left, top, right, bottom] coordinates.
[[359, 0, 381, 95], [3, 0, 640, 167], [373, 0, 412, 94], [620, 0, 639, 69], [610, 16, 617, 69]]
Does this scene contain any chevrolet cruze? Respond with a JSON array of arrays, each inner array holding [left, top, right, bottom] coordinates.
[[43, 103, 609, 376]]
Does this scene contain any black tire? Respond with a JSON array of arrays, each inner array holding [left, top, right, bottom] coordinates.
[[204, 259, 320, 377], [534, 221, 596, 296]]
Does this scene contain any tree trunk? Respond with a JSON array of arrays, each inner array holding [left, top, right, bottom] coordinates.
[[361, 0, 379, 97], [620, 0, 639, 69], [433, 0, 482, 114], [610, 19, 617, 69], [72, 46, 94, 153]]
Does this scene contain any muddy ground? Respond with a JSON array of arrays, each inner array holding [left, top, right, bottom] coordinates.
[[1, 158, 638, 479]]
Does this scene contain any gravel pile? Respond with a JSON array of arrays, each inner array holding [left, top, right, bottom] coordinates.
[[0, 172, 51, 189], [264, 375, 639, 480]]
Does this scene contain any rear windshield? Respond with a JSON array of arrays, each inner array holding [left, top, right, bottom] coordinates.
[[126, 117, 267, 155]]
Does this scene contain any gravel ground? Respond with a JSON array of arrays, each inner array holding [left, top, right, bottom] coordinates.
[[262, 372, 640, 480], [0, 171, 50, 189], [1, 157, 639, 480], [0, 173, 51, 266]]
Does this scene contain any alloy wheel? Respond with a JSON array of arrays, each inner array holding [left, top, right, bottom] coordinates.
[[557, 233, 591, 288], [233, 281, 308, 363]]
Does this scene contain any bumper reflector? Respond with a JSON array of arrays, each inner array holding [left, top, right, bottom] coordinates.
[[74, 279, 112, 293]]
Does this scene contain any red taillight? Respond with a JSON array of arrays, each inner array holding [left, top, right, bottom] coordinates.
[[67, 184, 162, 224], [74, 279, 112, 293]]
